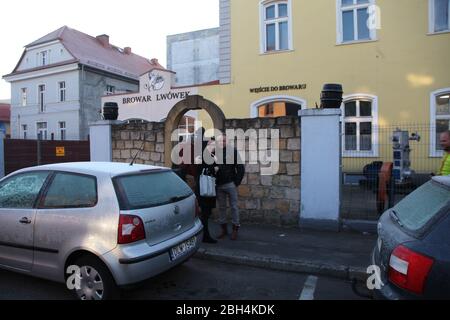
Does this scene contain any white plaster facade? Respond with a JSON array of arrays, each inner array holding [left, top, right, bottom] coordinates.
[[8, 65, 81, 140]]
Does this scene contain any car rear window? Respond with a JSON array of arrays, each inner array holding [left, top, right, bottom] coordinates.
[[393, 181, 450, 231], [113, 170, 193, 210]]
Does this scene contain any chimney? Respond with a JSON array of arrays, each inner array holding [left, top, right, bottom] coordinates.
[[151, 58, 159, 65], [124, 47, 132, 55], [96, 34, 110, 47]]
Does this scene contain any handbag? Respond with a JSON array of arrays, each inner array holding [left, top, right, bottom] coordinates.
[[199, 168, 216, 197]]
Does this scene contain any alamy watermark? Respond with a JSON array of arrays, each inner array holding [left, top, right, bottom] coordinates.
[[66, 265, 81, 290], [366, 264, 385, 290], [171, 121, 281, 176]]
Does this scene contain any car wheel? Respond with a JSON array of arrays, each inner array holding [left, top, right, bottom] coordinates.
[[72, 256, 120, 300]]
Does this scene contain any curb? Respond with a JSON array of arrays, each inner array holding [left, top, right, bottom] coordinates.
[[194, 248, 368, 282]]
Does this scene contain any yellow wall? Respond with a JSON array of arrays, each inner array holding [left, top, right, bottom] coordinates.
[[198, 0, 450, 172]]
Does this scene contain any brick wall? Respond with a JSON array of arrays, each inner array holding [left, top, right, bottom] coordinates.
[[224, 116, 300, 226], [111, 116, 301, 226], [111, 121, 165, 166]]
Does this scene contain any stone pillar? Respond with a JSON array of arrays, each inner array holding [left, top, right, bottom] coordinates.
[[299, 109, 341, 231], [89, 120, 123, 162]]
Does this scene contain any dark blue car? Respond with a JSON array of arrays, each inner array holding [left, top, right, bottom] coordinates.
[[373, 176, 450, 299]]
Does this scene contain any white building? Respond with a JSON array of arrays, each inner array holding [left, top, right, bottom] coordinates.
[[167, 28, 219, 87], [3, 26, 161, 140]]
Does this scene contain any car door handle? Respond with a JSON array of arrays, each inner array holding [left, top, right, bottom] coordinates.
[[19, 217, 32, 224]]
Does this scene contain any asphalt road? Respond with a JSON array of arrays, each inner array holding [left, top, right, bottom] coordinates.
[[0, 258, 367, 300]]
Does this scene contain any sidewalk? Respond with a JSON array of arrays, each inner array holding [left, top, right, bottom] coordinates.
[[194, 222, 377, 281]]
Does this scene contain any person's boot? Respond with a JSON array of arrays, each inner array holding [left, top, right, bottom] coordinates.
[[202, 217, 217, 244], [231, 224, 240, 241], [217, 223, 228, 239]]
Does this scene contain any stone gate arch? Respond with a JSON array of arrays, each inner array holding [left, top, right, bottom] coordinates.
[[164, 95, 226, 166]]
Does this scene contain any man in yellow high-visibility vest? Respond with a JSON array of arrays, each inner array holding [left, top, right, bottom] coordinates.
[[438, 131, 450, 176]]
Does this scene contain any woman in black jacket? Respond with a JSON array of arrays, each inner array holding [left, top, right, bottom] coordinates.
[[195, 139, 219, 244]]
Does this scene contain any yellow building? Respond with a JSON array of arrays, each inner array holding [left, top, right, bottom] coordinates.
[[195, 0, 450, 173]]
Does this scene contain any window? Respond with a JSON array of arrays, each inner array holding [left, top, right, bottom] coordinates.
[[21, 88, 27, 107], [430, 0, 450, 33], [257, 101, 301, 117], [40, 51, 48, 66], [0, 172, 49, 209], [38, 84, 45, 112], [41, 173, 97, 208], [22, 124, 27, 139], [338, 0, 376, 43], [431, 89, 450, 156], [342, 96, 378, 156], [261, 0, 291, 53], [259, 103, 275, 117], [392, 180, 450, 232], [113, 171, 193, 210], [36, 122, 47, 140], [106, 85, 115, 95], [59, 121, 66, 141], [59, 81, 66, 102]]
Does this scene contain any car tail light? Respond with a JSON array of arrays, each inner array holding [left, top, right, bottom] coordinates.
[[118, 214, 146, 244], [388, 245, 434, 295]]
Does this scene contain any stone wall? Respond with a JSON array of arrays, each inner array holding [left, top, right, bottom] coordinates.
[[224, 116, 300, 226], [111, 121, 165, 167], [110, 115, 300, 226]]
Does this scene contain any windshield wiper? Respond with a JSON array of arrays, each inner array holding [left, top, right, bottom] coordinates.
[[390, 210, 404, 227], [170, 195, 189, 202]]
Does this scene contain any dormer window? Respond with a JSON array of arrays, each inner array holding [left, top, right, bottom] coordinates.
[[41, 51, 47, 66]]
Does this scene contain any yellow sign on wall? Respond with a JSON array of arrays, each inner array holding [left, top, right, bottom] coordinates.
[[56, 147, 65, 157]]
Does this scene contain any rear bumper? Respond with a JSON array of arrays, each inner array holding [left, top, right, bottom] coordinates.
[[102, 219, 203, 286]]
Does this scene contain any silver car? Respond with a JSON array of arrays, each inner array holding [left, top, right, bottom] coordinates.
[[0, 162, 203, 300]]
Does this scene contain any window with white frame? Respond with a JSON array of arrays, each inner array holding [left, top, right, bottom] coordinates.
[[59, 81, 66, 102], [22, 124, 27, 139], [431, 90, 450, 155], [106, 85, 115, 95], [38, 84, 45, 112], [21, 88, 27, 107], [338, 0, 376, 43], [261, 0, 291, 53], [59, 121, 66, 141], [36, 122, 47, 140], [430, 0, 450, 33], [40, 51, 48, 66], [342, 96, 378, 156]]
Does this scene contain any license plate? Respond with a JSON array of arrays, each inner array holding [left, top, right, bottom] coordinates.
[[170, 237, 197, 261]]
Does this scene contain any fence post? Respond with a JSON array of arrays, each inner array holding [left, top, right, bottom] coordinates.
[[299, 109, 342, 231], [0, 132, 4, 178], [37, 139, 41, 166]]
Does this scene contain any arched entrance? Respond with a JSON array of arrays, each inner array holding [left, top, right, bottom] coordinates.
[[164, 95, 226, 166]]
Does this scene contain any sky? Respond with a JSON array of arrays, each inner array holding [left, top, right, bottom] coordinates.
[[0, 0, 219, 100]]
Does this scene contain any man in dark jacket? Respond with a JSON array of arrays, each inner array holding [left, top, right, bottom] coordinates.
[[215, 133, 245, 240]]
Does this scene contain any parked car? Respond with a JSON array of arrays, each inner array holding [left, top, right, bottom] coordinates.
[[0, 162, 203, 300], [372, 176, 450, 299]]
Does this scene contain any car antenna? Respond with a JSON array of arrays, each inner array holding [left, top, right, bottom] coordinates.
[[130, 137, 146, 166]]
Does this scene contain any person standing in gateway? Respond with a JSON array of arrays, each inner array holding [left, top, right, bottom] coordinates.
[[215, 133, 245, 240]]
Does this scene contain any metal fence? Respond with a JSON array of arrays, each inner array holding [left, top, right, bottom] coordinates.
[[3, 139, 90, 175], [341, 123, 443, 221]]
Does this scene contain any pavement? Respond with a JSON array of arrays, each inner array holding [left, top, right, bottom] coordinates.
[[195, 222, 377, 282]]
